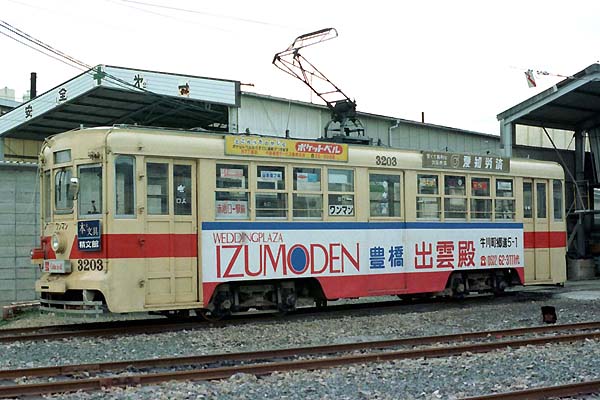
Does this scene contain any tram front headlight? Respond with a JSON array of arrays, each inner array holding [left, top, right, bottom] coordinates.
[[51, 233, 66, 254]]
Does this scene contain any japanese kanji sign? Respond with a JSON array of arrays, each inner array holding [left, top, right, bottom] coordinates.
[[422, 151, 510, 173], [77, 220, 102, 251]]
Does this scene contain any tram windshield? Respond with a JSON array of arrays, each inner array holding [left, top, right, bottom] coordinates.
[[78, 164, 102, 216], [54, 168, 73, 213], [43, 171, 51, 220]]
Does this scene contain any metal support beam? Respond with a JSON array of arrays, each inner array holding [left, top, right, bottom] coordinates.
[[573, 129, 587, 257], [499, 119, 513, 157], [575, 130, 585, 184], [0, 137, 4, 160]]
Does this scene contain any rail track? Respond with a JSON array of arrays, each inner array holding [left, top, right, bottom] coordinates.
[[462, 380, 600, 399], [0, 290, 547, 344], [0, 317, 206, 343], [0, 321, 599, 398]]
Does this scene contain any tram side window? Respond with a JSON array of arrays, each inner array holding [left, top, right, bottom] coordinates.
[[78, 164, 102, 216], [216, 163, 249, 220], [369, 174, 401, 217], [495, 179, 515, 220], [444, 175, 466, 219], [174, 165, 192, 216], [328, 169, 354, 217], [471, 177, 491, 219], [54, 168, 73, 213], [417, 174, 440, 219], [537, 182, 547, 219], [115, 156, 135, 216], [43, 171, 51, 220], [553, 180, 563, 220], [147, 163, 169, 215], [523, 182, 533, 219], [293, 167, 322, 219], [256, 165, 287, 219]]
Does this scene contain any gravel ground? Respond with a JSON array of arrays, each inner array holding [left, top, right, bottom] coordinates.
[[2, 287, 600, 399]]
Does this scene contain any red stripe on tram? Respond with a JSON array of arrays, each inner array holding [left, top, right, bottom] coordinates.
[[523, 231, 566, 249], [67, 234, 198, 259]]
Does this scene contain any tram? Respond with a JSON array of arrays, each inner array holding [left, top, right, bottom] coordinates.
[[32, 126, 566, 317]]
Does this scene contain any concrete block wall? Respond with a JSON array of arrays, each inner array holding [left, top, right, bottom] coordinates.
[[0, 163, 40, 305]]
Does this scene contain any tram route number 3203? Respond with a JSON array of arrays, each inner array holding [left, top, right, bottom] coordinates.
[[77, 259, 104, 271], [375, 155, 397, 166]]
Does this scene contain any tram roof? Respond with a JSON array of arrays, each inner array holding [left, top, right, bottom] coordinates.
[[0, 65, 240, 140], [497, 63, 600, 131]]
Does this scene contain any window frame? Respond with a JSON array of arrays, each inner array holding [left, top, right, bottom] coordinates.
[[292, 166, 323, 220], [43, 170, 51, 222], [417, 173, 441, 220], [146, 161, 170, 216], [255, 164, 288, 220], [523, 180, 533, 220], [114, 155, 137, 218], [174, 163, 193, 217], [443, 174, 467, 220], [215, 162, 250, 220], [368, 171, 402, 219], [553, 179, 563, 221], [536, 181, 547, 220], [77, 163, 103, 218], [327, 168, 355, 218], [54, 167, 74, 215], [470, 176, 492, 220], [494, 178, 516, 221]]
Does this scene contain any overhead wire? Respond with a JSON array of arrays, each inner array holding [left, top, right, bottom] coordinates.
[[0, 29, 84, 71], [117, 0, 295, 29], [0, 20, 89, 70], [104, 0, 233, 33]]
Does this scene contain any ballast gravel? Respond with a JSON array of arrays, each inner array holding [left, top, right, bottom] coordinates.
[[2, 285, 600, 399]]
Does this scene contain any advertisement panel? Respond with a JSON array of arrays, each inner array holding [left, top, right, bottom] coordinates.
[[201, 222, 524, 283], [225, 136, 348, 162]]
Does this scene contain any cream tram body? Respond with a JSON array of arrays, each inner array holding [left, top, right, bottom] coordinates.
[[33, 126, 566, 316]]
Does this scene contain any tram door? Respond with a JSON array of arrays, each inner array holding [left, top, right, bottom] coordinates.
[[144, 159, 198, 306], [533, 180, 551, 281], [523, 179, 551, 283]]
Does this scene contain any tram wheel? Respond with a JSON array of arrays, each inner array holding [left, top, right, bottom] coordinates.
[[165, 310, 190, 321], [197, 309, 227, 322]]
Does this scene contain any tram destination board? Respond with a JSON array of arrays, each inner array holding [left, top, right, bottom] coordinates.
[[77, 220, 101, 251]]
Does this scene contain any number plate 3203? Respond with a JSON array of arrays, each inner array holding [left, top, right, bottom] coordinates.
[[77, 259, 104, 272]]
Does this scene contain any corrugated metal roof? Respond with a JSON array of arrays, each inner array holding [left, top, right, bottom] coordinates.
[[0, 65, 241, 140], [497, 63, 600, 131], [242, 91, 500, 140], [0, 97, 20, 109]]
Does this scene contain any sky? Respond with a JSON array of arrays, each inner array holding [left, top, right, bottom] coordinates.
[[1, 0, 599, 135]]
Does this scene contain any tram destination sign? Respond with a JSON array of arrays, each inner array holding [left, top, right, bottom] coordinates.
[[422, 151, 510, 173], [225, 136, 348, 162], [77, 220, 101, 251]]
